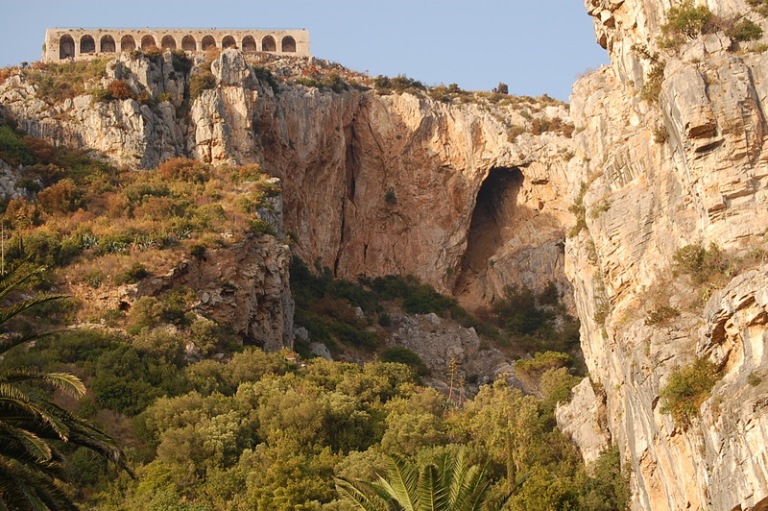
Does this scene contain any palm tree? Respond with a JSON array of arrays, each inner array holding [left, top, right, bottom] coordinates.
[[0, 265, 133, 510], [336, 448, 506, 511]]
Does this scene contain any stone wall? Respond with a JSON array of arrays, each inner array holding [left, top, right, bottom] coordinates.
[[42, 28, 310, 62]]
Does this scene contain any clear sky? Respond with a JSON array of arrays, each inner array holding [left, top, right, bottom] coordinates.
[[0, 0, 608, 102]]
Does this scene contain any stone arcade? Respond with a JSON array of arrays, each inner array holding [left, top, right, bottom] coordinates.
[[42, 28, 310, 62]]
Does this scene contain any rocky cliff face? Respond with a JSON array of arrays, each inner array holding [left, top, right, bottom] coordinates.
[[560, 1, 768, 510], [5, 12, 766, 507], [0, 50, 577, 312]]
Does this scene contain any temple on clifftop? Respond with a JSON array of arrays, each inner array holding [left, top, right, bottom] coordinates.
[[43, 28, 310, 62]]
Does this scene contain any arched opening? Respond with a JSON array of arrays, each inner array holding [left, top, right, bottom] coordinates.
[[80, 35, 96, 54], [222, 35, 236, 49], [202, 35, 216, 50], [121, 35, 136, 52], [262, 35, 276, 52], [182, 35, 196, 51], [453, 167, 524, 296], [59, 35, 75, 59], [281, 36, 297, 53], [242, 35, 257, 52], [140, 35, 156, 50], [100, 35, 115, 53], [161, 35, 177, 50]]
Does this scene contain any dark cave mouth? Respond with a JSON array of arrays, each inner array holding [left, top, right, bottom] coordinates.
[[454, 166, 523, 294]]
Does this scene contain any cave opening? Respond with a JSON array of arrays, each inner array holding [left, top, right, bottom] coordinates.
[[454, 166, 523, 297]]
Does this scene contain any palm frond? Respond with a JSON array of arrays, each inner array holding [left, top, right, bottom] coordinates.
[[0, 263, 135, 508], [0, 264, 48, 300], [0, 329, 54, 358], [379, 455, 420, 511], [1, 370, 85, 399], [335, 478, 392, 511], [418, 463, 450, 511], [0, 294, 65, 338], [40, 372, 86, 398], [65, 416, 135, 478], [0, 422, 52, 463], [0, 458, 78, 511]]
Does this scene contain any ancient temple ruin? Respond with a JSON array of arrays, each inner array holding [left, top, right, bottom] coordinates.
[[43, 28, 310, 62]]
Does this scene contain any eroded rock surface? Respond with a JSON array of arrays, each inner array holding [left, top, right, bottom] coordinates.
[[559, 1, 768, 509], [0, 50, 578, 312]]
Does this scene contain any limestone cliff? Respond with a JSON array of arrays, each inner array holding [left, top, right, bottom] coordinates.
[[560, 1, 768, 509], [0, 50, 577, 311]]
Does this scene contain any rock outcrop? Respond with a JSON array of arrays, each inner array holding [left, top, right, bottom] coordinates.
[[558, 1, 768, 509], [389, 312, 515, 393], [0, 50, 578, 312]]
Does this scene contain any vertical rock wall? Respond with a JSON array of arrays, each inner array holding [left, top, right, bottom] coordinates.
[[562, 1, 768, 509]]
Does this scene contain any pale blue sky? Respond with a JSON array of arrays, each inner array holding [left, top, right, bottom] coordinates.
[[0, 0, 608, 101]]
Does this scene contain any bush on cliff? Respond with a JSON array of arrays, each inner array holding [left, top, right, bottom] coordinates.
[[660, 357, 720, 427]]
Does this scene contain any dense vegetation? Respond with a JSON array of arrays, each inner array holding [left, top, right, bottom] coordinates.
[[4, 325, 627, 510], [0, 64, 628, 509], [0, 266, 133, 509]]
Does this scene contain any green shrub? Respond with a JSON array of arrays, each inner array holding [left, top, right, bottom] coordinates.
[[37, 178, 83, 214], [659, 1, 714, 48], [171, 50, 193, 74], [727, 18, 764, 41], [114, 262, 149, 285], [641, 62, 665, 103], [568, 182, 588, 236], [516, 351, 573, 375], [0, 126, 35, 166], [530, 117, 575, 137], [296, 72, 346, 93], [84, 269, 104, 288], [378, 311, 391, 327], [157, 157, 210, 183], [127, 291, 192, 334], [26, 59, 108, 103], [660, 357, 719, 427], [249, 218, 275, 236], [49, 329, 122, 365], [17, 230, 70, 266], [379, 346, 429, 375], [645, 305, 680, 325], [493, 82, 509, 94], [578, 446, 630, 511], [373, 74, 424, 95], [253, 67, 280, 94], [672, 243, 728, 283], [96, 232, 133, 255], [124, 182, 171, 203], [190, 70, 216, 99], [494, 284, 553, 335]]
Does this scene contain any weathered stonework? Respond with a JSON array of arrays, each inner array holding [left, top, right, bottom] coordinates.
[[42, 28, 310, 62]]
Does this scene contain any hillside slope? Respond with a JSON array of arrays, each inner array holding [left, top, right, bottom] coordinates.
[[0, 50, 577, 313]]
